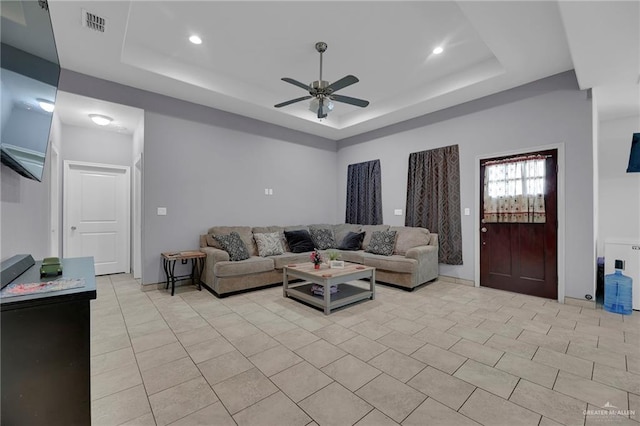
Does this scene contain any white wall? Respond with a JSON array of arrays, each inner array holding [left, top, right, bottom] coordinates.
[[598, 115, 640, 254], [337, 71, 594, 300], [60, 124, 134, 167]]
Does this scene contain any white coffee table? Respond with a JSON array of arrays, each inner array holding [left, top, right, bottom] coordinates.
[[282, 262, 376, 315]]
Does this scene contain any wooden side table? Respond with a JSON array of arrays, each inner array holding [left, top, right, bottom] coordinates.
[[161, 251, 206, 296]]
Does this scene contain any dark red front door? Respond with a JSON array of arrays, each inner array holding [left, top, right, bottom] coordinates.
[[479, 149, 558, 299]]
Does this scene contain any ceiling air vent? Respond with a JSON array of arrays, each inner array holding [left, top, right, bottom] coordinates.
[[81, 9, 107, 33]]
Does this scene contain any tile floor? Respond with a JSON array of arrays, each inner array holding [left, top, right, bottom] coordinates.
[[91, 274, 640, 426]]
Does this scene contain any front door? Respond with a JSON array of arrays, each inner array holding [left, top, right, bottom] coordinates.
[[63, 161, 130, 275], [479, 149, 557, 299]]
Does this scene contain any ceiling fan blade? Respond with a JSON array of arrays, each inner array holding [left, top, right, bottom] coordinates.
[[326, 75, 359, 93], [330, 94, 370, 108], [274, 96, 312, 108], [281, 78, 311, 91]]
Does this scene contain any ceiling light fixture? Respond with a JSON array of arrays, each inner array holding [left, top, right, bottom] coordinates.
[[89, 114, 113, 126], [309, 98, 334, 118], [37, 98, 55, 112], [189, 35, 202, 45], [433, 46, 444, 55]]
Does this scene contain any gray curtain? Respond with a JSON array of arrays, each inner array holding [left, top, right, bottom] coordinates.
[[406, 145, 462, 264], [345, 159, 383, 225]]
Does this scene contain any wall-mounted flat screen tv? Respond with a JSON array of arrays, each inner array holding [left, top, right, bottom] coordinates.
[[1, 0, 60, 182]]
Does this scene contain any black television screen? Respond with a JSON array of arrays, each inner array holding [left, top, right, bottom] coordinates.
[[0, 0, 59, 182], [627, 133, 640, 173]]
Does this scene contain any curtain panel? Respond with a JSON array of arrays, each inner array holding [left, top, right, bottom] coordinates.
[[345, 159, 383, 225], [405, 145, 462, 265], [483, 155, 546, 223]]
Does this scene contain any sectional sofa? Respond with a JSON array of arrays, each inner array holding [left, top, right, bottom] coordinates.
[[198, 224, 439, 297]]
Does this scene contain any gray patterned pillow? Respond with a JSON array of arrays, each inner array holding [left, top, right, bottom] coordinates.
[[310, 228, 336, 250], [214, 232, 250, 261], [253, 232, 285, 257], [365, 230, 397, 256]]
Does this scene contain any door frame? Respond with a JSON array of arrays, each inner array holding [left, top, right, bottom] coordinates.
[[63, 160, 131, 273], [474, 143, 566, 303], [132, 154, 143, 280], [49, 144, 60, 257]]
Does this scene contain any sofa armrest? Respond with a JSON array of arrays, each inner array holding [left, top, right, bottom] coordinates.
[[200, 247, 229, 286], [405, 244, 439, 285], [428, 233, 438, 247]]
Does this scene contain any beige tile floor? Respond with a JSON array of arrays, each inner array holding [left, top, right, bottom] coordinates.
[[91, 274, 640, 426]]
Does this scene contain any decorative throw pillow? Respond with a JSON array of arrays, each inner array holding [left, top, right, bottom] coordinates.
[[338, 231, 365, 251], [284, 230, 316, 253], [310, 228, 336, 250], [254, 232, 285, 257], [365, 230, 397, 256], [214, 232, 250, 261]]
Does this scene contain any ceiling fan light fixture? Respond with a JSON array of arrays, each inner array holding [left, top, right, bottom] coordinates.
[[89, 114, 113, 126], [189, 35, 202, 45], [433, 46, 444, 55], [37, 98, 55, 112], [309, 98, 334, 115]]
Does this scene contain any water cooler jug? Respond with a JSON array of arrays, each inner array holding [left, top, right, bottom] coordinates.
[[604, 260, 633, 315]]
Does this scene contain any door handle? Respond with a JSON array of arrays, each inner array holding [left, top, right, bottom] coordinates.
[[481, 227, 487, 233], [71, 226, 77, 231]]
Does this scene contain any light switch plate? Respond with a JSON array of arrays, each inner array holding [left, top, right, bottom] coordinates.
[[464, 208, 470, 216], [394, 209, 403, 216], [264, 188, 269, 195], [157, 207, 167, 216]]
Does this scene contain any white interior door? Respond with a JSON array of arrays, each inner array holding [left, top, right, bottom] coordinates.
[[64, 161, 130, 275]]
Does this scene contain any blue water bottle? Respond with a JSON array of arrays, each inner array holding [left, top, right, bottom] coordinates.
[[604, 260, 633, 315]]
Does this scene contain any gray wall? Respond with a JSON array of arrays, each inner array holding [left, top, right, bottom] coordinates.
[[61, 124, 133, 167], [337, 71, 593, 300], [58, 70, 338, 285]]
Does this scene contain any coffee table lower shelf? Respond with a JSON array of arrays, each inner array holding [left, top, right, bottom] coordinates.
[[285, 283, 373, 314]]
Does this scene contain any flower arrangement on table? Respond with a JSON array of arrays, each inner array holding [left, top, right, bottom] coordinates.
[[310, 249, 323, 269]]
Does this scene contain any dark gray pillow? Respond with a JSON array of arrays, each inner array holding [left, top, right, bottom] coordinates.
[[365, 230, 397, 256], [284, 230, 315, 253], [214, 231, 250, 261], [338, 231, 365, 251], [310, 228, 336, 250]]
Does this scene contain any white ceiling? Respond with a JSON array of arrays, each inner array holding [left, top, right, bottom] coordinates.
[[48, 1, 639, 139]]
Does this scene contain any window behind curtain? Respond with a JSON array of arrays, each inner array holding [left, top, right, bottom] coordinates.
[[405, 145, 462, 265], [345, 159, 383, 225], [483, 155, 546, 223]]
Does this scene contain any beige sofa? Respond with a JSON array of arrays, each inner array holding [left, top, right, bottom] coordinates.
[[198, 224, 439, 297]]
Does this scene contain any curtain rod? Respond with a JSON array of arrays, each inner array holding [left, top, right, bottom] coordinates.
[[481, 154, 552, 166]]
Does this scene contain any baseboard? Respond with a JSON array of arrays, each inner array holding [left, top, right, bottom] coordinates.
[[564, 296, 596, 309], [439, 275, 475, 286]]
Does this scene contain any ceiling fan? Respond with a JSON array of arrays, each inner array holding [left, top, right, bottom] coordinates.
[[274, 41, 370, 119]]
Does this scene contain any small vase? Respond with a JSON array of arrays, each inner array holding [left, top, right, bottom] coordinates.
[[314, 264, 320, 270]]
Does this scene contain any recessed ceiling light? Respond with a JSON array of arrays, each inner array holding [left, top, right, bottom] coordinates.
[[189, 35, 202, 45], [89, 114, 113, 126], [37, 98, 55, 112], [433, 46, 444, 55]]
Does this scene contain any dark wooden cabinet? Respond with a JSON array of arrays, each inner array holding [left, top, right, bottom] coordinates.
[[1, 257, 96, 426]]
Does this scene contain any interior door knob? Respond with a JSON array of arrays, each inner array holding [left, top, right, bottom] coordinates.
[[71, 226, 77, 230], [481, 227, 487, 233]]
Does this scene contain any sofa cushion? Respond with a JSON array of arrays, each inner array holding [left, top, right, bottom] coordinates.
[[271, 252, 316, 269], [310, 228, 336, 250], [254, 232, 285, 257], [207, 226, 257, 256], [391, 226, 431, 255], [337, 231, 365, 251], [284, 230, 316, 253], [214, 232, 250, 261], [365, 230, 397, 256], [337, 250, 365, 264], [361, 224, 391, 250], [363, 254, 417, 274], [214, 256, 275, 277], [333, 224, 362, 245]]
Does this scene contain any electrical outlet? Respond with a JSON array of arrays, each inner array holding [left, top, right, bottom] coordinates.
[[464, 208, 470, 216], [157, 207, 167, 216], [394, 209, 403, 216]]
